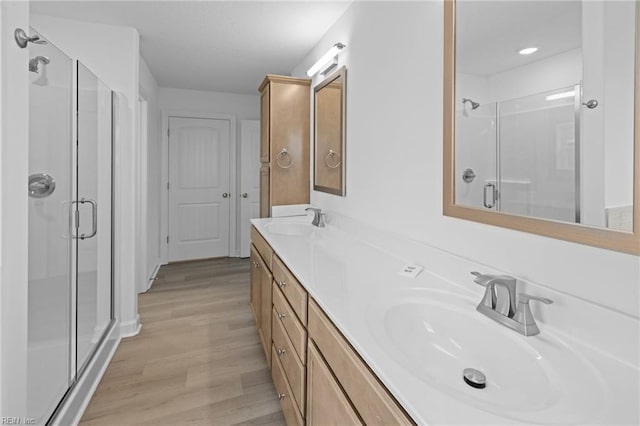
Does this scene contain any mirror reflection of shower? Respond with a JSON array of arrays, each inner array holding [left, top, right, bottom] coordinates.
[[30, 55, 50, 86], [462, 97, 480, 117]]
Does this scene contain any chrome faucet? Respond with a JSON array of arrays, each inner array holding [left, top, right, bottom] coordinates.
[[305, 207, 325, 227], [471, 271, 553, 336]]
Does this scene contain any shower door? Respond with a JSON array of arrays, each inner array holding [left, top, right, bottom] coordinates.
[[75, 63, 114, 374], [456, 86, 580, 223], [27, 30, 114, 425], [27, 31, 74, 426]]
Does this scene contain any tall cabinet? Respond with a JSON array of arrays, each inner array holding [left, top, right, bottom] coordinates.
[[258, 75, 311, 217]]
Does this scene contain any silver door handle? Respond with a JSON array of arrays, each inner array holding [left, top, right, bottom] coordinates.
[[80, 198, 97, 240], [222, 192, 230, 198], [242, 193, 248, 198], [483, 183, 496, 209]]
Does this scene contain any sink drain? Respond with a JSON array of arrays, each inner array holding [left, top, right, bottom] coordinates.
[[463, 368, 486, 389]]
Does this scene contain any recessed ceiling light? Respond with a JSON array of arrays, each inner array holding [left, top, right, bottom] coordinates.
[[518, 47, 538, 55]]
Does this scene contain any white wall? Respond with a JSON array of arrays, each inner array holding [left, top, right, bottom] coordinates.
[[31, 14, 142, 335], [158, 87, 259, 258], [0, 2, 30, 417], [139, 57, 162, 289], [292, 1, 639, 318]]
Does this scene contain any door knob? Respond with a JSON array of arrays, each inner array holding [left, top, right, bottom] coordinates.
[[222, 192, 230, 198], [242, 193, 248, 198]]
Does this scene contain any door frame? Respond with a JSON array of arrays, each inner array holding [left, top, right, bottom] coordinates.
[[161, 110, 238, 263]]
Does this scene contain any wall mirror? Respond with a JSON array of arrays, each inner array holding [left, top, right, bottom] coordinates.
[[444, 0, 639, 254], [314, 66, 346, 196]]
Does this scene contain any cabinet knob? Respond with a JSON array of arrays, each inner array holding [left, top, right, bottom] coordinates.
[[277, 312, 286, 319], [222, 192, 230, 198], [277, 393, 286, 400], [252, 262, 260, 268], [278, 281, 286, 288], [277, 348, 286, 356], [242, 193, 248, 198]]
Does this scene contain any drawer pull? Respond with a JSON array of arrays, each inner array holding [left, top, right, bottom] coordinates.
[[277, 312, 287, 319], [252, 261, 260, 268], [278, 281, 287, 288], [277, 393, 286, 400], [277, 348, 286, 356]]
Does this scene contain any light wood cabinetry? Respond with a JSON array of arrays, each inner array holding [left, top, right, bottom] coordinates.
[[250, 226, 274, 366], [258, 75, 311, 217], [250, 226, 414, 425], [249, 246, 261, 326], [308, 300, 414, 425], [306, 341, 362, 426]]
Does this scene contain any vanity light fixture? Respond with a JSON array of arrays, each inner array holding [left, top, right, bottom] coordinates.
[[545, 90, 575, 101], [306, 42, 345, 77], [518, 47, 538, 55]]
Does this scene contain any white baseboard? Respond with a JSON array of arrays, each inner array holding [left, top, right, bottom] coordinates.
[[50, 323, 120, 426], [119, 314, 141, 338]]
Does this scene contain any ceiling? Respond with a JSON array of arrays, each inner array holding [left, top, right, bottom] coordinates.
[[31, 1, 352, 94], [456, 1, 581, 76]]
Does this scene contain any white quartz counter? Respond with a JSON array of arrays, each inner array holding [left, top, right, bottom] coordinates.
[[251, 215, 639, 425]]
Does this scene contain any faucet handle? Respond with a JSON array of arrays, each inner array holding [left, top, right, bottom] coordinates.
[[518, 293, 553, 305], [513, 293, 553, 336]]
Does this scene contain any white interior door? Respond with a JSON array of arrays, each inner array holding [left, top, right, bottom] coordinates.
[[169, 116, 231, 261], [239, 120, 261, 257]]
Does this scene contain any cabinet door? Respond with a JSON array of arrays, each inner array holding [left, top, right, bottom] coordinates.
[[307, 341, 362, 426], [260, 84, 270, 163], [260, 164, 270, 218], [270, 82, 310, 206], [249, 245, 261, 326], [259, 262, 273, 367]]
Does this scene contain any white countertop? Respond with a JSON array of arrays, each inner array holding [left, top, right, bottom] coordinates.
[[251, 215, 639, 425]]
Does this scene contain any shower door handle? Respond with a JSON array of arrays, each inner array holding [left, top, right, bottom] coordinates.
[[72, 198, 97, 240], [80, 198, 97, 240], [483, 183, 496, 209]]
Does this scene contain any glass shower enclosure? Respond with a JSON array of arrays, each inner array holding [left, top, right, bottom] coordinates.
[[455, 85, 580, 223], [27, 30, 114, 425]]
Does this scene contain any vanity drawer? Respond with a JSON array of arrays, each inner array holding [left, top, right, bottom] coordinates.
[[272, 255, 307, 324], [308, 299, 414, 426], [251, 225, 273, 270], [272, 345, 304, 426], [273, 283, 307, 363], [272, 308, 305, 414]]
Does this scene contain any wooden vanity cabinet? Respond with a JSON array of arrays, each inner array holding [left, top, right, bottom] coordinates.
[[271, 254, 309, 422], [258, 75, 311, 217], [250, 226, 274, 367], [250, 226, 414, 425], [307, 300, 414, 426], [306, 340, 362, 426]]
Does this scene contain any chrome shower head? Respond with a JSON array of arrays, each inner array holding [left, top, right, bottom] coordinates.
[[29, 55, 50, 73], [462, 98, 480, 110]]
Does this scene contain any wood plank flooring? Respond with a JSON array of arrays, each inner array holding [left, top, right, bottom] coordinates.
[[80, 258, 285, 426]]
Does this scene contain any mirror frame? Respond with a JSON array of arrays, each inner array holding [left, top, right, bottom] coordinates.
[[313, 66, 347, 196], [443, 0, 640, 255]]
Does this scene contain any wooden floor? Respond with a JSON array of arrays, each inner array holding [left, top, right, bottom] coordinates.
[[80, 258, 285, 426]]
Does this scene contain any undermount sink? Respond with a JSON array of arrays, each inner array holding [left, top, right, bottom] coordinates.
[[266, 221, 315, 236], [368, 289, 607, 424]]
